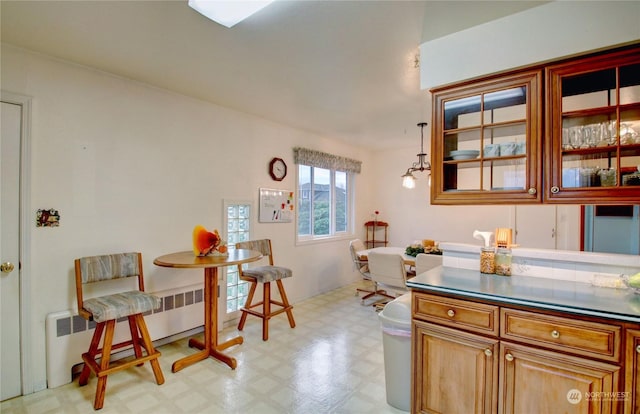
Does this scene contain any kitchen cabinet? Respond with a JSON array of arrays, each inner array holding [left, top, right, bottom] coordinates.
[[430, 70, 543, 205], [625, 329, 640, 414], [411, 291, 632, 414], [500, 341, 621, 414], [413, 321, 498, 414], [513, 205, 558, 249], [545, 47, 640, 204], [430, 44, 640, 205]]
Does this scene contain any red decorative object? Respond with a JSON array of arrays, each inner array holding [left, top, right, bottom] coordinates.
[[192, 225, 228, 256]]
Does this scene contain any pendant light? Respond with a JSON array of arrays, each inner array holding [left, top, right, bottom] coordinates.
[[401, 122, 431, 189]]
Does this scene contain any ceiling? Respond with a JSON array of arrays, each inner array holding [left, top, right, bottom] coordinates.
[[0, 1, 545, 149]]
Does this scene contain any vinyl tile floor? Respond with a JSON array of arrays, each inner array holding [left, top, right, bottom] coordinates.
[[1, 282, 408, 414]]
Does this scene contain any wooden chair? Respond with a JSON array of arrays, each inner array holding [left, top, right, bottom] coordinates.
[[235, 239, 295, 341], [75, 252, 164, 410], [367, 251, 409, 308]]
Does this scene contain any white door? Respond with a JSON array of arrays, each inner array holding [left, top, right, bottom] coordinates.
[[514, 205, 557, 249], [1, 101, 22, 400]]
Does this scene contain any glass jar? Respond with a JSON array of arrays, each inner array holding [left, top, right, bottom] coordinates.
[[480, 247, 495, 274], [495, 247, 512, 276], [598, 168, 616, 187]]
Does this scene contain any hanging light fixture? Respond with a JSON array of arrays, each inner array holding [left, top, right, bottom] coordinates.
[[402, 122, 431, 189]]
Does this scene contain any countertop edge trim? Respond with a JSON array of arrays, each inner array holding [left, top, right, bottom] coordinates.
[[407, 282, 640, 324]]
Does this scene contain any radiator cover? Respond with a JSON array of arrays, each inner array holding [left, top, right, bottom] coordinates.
[[45, 285, 205, 388]]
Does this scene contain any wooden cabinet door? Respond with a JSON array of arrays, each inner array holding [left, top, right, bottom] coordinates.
[[544, 46, 640, 204], [430, 69, 543, 205], [499, 341, 622, 414], [624, 329, 640, 414], [413, 321, 498, 414]]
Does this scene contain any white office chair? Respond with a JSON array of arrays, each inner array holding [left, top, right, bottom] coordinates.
[[415, 253, 443, 275], [367, 252, 409, 307], [349, 239, 391, 304]]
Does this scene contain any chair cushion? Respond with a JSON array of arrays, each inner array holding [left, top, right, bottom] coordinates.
[[79, 253, 140, 283], [83, 291, 161, 323], [236, 239, 271, 256], [242, 265, 292, 283]]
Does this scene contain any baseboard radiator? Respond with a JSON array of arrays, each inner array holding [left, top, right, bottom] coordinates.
[[45, 285, 205, 388]]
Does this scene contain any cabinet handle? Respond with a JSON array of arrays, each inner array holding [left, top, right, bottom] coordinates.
[[551, 186, 560, 194], [505, 353, 514, 362], [484, 349, 492, 357], [447, 309, 455, 317], [528, 188, 537, 195], [636, 345, 640, 354], [551, 330, 560, 339]]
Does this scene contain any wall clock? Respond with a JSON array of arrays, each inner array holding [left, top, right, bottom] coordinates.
[[269, 157, 287, 181]]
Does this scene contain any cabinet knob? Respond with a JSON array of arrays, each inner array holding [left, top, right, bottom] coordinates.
[[484, 349, 492, 357], [447, 309, 455, 317], [636, 344, 640, 354], [1, 262, 15, 273], [528, 188, 537, 195], [551, 330, 560, 339], [505, 353, 514, 362], [551, 186, 560, 194]]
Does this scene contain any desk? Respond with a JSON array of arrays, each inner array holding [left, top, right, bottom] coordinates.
[[154, 249, 262, 372], [357, 246, 416, 266]]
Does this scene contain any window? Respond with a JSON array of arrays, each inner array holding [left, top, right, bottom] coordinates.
[[294, 147, 361, 241], [224, 201, 251, 315]]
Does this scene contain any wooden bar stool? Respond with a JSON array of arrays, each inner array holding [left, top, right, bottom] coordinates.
[[75, 252, 164, 410], [235, 239, 295, 341]]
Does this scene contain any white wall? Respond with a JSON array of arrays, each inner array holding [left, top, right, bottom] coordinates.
[[1, 44, 377, 390], [421, 1, 640, 90]]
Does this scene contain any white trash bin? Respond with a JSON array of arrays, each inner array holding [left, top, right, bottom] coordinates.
[[378, 293, 412, 412]]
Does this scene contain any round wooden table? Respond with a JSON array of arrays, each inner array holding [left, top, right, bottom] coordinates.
[[153, 249, 262, 372]]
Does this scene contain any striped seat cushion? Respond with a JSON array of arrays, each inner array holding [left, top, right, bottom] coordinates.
[[79, 253, 140, 283], [83, 291, 161, 323], [243, 265, 292, 283]]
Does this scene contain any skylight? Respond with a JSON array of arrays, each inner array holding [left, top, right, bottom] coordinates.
[[188, 0, 275, 28]]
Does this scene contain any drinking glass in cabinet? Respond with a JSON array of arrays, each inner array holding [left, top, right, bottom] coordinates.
[[568, 126, 583, 149], [620, 124, 639, 145], [600, 121, 614, 146]]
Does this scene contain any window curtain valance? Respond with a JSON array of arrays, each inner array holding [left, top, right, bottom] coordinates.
[[293, 147, 362, 174]]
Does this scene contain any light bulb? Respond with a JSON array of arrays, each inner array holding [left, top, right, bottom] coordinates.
[[402, 174, 416, 189]]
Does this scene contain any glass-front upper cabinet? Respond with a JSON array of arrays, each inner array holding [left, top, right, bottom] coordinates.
[[545, 47, 640, 203], [431, 70, 542, 204]]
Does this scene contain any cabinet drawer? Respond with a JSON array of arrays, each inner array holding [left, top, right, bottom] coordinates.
[[500, 308, 621, 362], [413, 292, 499, 336]]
